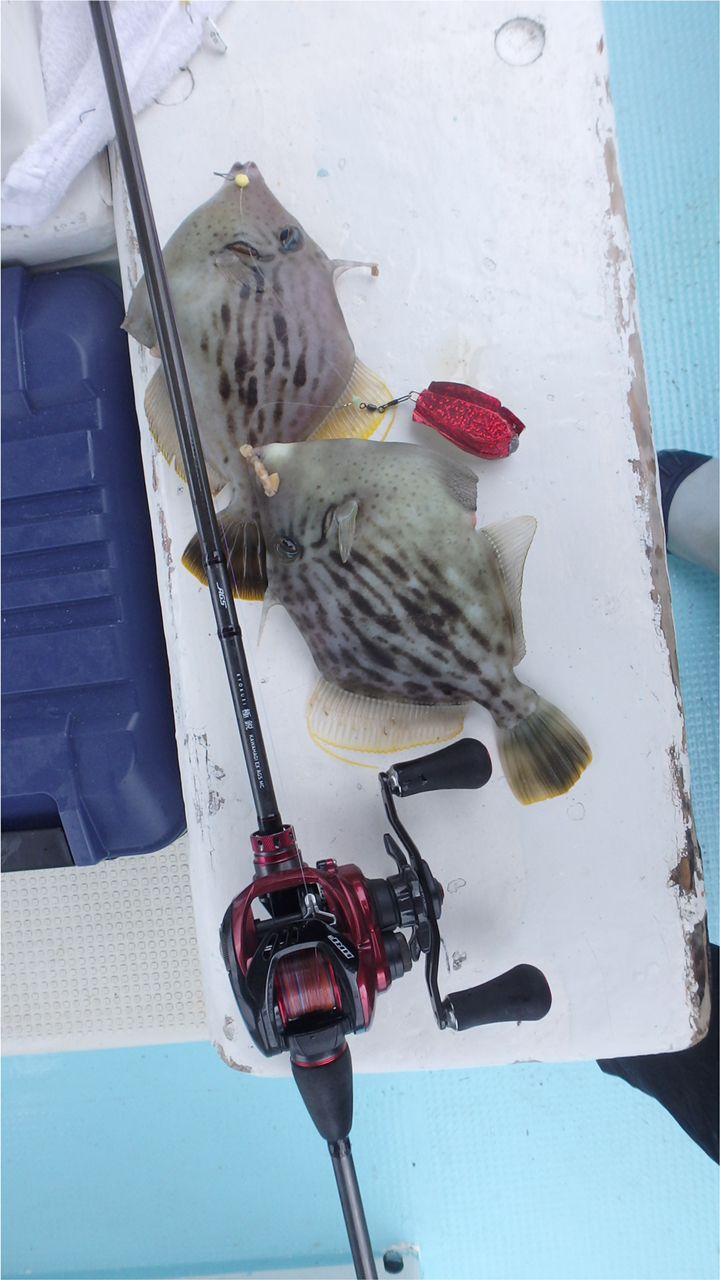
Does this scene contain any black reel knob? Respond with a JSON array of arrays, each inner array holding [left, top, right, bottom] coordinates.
[[388, 739, 492, 798], [443, 964, 552, 1030]]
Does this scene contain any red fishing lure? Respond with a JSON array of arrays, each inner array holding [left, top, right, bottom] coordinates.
[[412, 382, 526, 459]]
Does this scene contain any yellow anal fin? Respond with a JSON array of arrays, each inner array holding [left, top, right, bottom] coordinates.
[[307, 678, 466, 754], [182, 517, 267, 601], [309, 359, 396, 442], [145, 367, 225, 494]]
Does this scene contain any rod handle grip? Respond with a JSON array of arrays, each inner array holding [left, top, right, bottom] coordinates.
[[291, 1042, 353, 1143], [444, 964, 552, 1030], [391, 739, 492, 798]]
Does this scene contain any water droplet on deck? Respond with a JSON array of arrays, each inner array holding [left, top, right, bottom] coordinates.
[[495, 18, 545, 66], [447, 878, 467, 894]]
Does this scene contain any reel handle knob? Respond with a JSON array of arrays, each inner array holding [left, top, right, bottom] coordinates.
[[389, 739, 492, 798], [444, 964, 552, 1031]]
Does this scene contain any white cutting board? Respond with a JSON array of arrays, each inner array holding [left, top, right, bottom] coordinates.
[[111, 0, 708, 1072]]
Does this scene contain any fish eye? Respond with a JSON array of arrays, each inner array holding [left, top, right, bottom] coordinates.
[[275, 534, 301, 561], [279, 226, 303, 253]]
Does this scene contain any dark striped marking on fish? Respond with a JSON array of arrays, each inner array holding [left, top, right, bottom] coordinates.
[[235, 346, 249, 382], [380, 552, 412, 584], [337, 558, 460, 660], [359, 634, 399, 670], [220, 303, 231, 333], [273, 312, 290, 367], [218, 369, 231, 401], [344, 585, 383, 619], [294, 352, 307, 388], [330, 558, 389, 606]]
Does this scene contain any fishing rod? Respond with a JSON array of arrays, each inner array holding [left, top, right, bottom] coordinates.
[[91, 5, 552, 1273]]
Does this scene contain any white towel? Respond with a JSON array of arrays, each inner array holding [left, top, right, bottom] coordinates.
[[2, 0, 227, 229]]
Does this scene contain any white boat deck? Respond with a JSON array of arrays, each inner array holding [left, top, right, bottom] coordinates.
[[4, 1, 707, 1068]]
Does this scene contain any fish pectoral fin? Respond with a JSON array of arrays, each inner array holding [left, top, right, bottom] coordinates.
[[182, 516, 267, 601], [332, 259, 380, 280], [307, 679, 466, 753], [123, 275, 157, 349], [258, 589, 280, 642], [333, 499, 358, 563], [309, 359, 396, 442], [478, 516, 537, 665], [145, 367, 225, 493]]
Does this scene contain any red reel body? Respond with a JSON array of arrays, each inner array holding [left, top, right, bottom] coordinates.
[[220, 741, 551, 1076], [225, 857, 395, 1053]]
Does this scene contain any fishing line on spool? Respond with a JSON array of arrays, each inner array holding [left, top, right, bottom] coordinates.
[[274, 949, 341, 1023]]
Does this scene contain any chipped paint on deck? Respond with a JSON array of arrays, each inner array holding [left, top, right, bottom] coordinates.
[[597, 63, 707, 1025]]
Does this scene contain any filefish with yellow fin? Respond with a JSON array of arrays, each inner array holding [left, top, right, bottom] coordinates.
[[244, 439, 592, 805], [122, 162, 392, 598]]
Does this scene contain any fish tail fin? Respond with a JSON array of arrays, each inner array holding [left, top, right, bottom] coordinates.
[[182, 513, 267, 601], [497, 696, 591, 805]]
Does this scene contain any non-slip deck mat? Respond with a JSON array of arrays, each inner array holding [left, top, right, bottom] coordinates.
[[1, 838, 206, 1051]]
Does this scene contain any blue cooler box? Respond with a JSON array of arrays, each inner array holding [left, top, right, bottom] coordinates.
[[1, 266, 186, 865]]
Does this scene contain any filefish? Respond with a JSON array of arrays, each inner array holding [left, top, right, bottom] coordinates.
[[244, 440, 592, 805], [123, 162, 392, 597]]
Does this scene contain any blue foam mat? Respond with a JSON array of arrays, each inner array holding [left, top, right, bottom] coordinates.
[[2, 4, 718, 1278]]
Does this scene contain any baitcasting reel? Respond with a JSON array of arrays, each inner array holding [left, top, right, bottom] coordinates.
[[221, 739, 552, 1142]]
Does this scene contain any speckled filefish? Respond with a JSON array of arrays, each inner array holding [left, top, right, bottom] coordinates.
[[244, 440, 592, 805], [122, 162, 392, 597]]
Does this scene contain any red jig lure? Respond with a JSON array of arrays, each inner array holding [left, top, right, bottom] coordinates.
[[412, 382, 525, 459], [356, 382, 526, 460]]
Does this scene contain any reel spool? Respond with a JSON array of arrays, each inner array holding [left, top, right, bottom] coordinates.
[[275, 950, 341, 1024]]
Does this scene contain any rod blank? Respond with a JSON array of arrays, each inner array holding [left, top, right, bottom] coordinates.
[[89, 0, 281, 833], [329, 1139, 378, 1280]]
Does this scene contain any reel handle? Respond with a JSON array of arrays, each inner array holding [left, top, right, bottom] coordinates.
[[389, 739, 492, 798], [443, 964, 552, 1031]]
